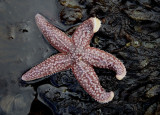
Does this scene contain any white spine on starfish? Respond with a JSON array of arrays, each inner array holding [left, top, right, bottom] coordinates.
[[92, 17, 101, 33]]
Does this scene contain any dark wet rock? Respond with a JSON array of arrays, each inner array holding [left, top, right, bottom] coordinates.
[[59, 0, 82, 8], [154, 0, 160, 5], [53, 1, 160, 114], [118, 50, 150, 70], [149, 71, 160, 80], [38, 83, 116, 114], [142, 41, 158, 49], [99, 13, 130, 39], [134, 22, 160, 38], [139, 58, 149, 68], [146, 85, 160, 98], [86, 0, 123, 17], [155, 103, 160, 115], [50, 70, 75, 87], [136, 0, 152, 8], [88, 1, 108, 16], [91, 36, 109, 49], [60, 7, 83, 25], [37, 84, 84, 114], [37, 84, 70, 102], [144, 103, 157, 115], [28, 98, 53, 115], [0, 107, 4, 115], [124, 2, 160, 23], [65, 26, 77, 36], [127, 40, 141, 48]]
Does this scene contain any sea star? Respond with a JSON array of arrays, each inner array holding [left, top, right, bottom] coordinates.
[[22, 14, 126, 103]]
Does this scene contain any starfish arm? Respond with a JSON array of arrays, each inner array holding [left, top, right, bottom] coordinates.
[[35, 14, 73, 53], [22, 53, 72, 81], [72, 17, 101, 48], [71, 60, 114, 103], [83, 47, 126, 80]]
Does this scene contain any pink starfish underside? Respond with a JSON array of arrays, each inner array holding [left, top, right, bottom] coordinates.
[[22, 14, 126, 103]]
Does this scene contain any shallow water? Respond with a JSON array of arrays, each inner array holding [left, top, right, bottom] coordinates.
[[0, 0, 63, 114], [0, 0, 160, 115]]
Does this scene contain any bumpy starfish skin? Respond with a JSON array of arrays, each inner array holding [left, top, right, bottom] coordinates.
[[22, 53, 72, 81], [22, 14, 126, 103], [83, 47, 126, 80]]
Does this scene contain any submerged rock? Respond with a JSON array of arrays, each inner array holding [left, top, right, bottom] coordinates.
[[60, 7, 83, 25], [145, 103, 158, 115], [124, 2, 160, 23], [59, 0, 81, 8]]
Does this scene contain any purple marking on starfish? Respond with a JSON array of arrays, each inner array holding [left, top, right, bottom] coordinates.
[[22, 14, 126, 103]]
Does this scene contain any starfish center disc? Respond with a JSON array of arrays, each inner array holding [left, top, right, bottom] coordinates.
[[70, 47, 84, 61]]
